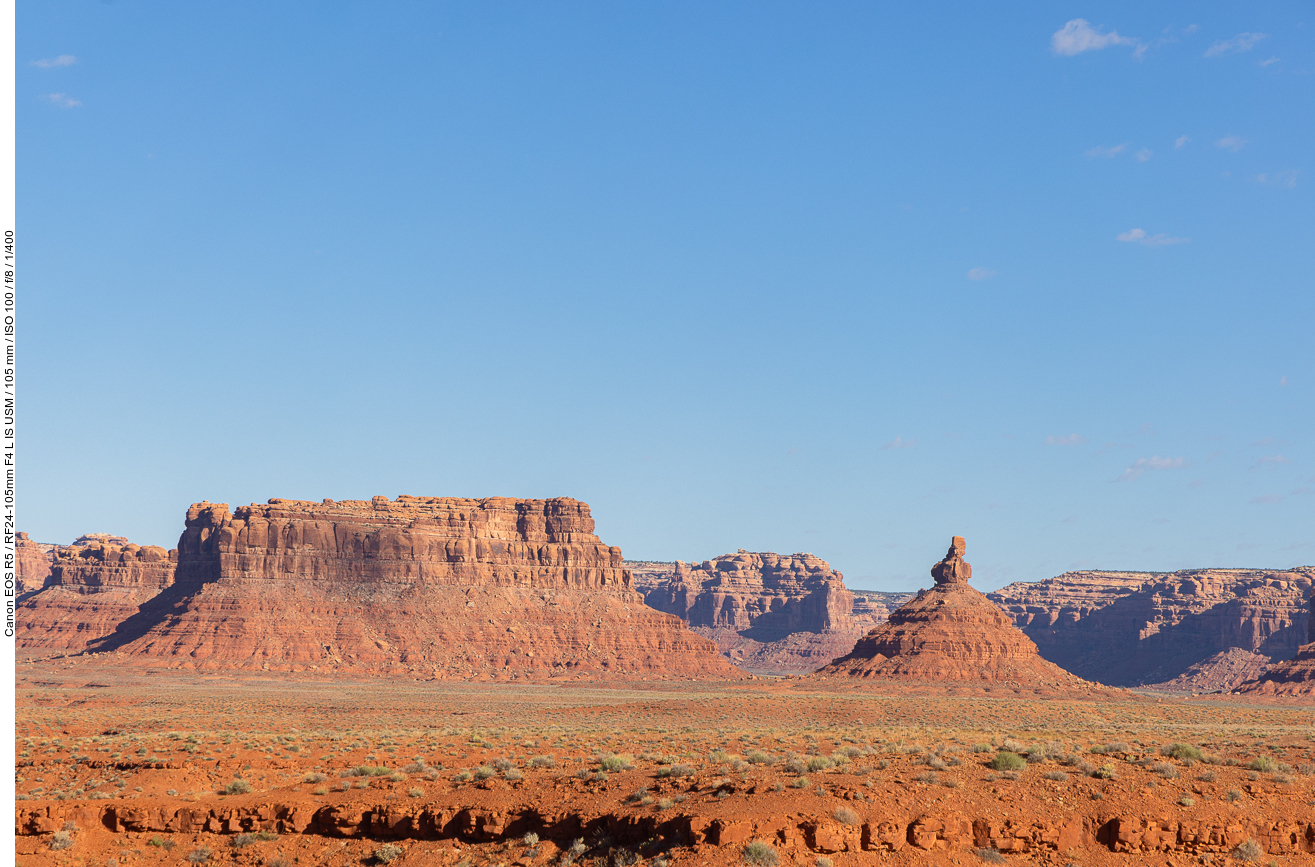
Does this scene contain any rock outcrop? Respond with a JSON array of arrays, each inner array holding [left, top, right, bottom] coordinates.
[[629, 552, 911, 674], [86, 496, 743, 680], [17, 538, 177, 653], [817, 537, 1091, 688], [988, 568, 1315, 691], [15, 531, 54, 596], [1237, 588, 1315, 696]]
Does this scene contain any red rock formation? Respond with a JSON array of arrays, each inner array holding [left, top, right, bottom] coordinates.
[[1237, 588, 1315, 696], [630, 552, 910, 674], [988, 567, 1315, 691], [17, 539, 177, 653], [15, 531, 54, 595], [817, 538, 1091, 688], [95, 496, 743, 680]]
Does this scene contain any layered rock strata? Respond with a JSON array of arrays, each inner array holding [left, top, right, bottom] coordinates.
[[15, 531, 53, 595], [1237, 588, 1315, 696], [630, 552, 910, 674], [17, 539, 177, 653], [89, 496, 742, 680], [818, 537, 1091, 688], [988, 568, 1315, 691]]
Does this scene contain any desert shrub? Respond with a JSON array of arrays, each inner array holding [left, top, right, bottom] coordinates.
[[807, 756, 835, 772], [1092, 764, 1117, 780], [473, 766, 496, 780], [973, 743, 993, 753], [990, 752, 1026, 772], [746, 750, 772, 764], [402, 761, 427, 773], [1044, 770, 1069, 782], [148, 836, 173, 850], [1272, 773, 1294, 784], [302, 772, 327, 783], [1247, 757, 1276, 772], [343, 766, 391, 778], [927, 756, 947, 770], [1153, 762, 1179, 779], [493, 757, 516, 771], [186, 847, 212, 863], [232, 834, 256, 848], [266, 857, 289, 867], [1233, 839, 1263, 863], [669, 764, 696, 777], [506, 768, 524, 780], [1179, 795, 1195, 807], [373, 843, 403, 864], [815, 858, 834, 867], [222, 779, 252, 795], [452, 770, 472, 782], [657, 797, 674, 810], [1162, 743, 1203, 763], [1198, 769, 1217, 782], [528, 755, 556, 768], [743, 840, 780, 866], [977, 848, 1006, 863], [255, 830, 278, 841], [1224, 789, 1243, 802], [387, 772, 406, 782], [915, 772, 938, 784], [408, 787, 423, 797], [600, 754, 633, 772], [50, 831, 74, 850], [1001, 739, 1025, 753], [791, 776, 808, 788], [784, 756, 808, 774], [833, 806, 860, 825], [522, 832, 540, 846]]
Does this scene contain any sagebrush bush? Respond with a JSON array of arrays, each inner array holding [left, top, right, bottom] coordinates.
[[743, 840, 779, 866], [833, 806, 860, 826], [989, 752, 1026, 772], [222, 780, 251, 795], [1161, 743, 1203, 763], [373, 843, 403, 864], [976, 848, 1006, 864], [1233, 839, 1262, 863]]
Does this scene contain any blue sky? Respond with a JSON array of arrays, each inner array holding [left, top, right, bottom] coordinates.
[[19, 2, 1313, 591]]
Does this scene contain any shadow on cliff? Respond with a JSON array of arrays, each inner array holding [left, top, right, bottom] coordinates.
[[1027, 593, 1308, 687], [79, 560, 222, 656]]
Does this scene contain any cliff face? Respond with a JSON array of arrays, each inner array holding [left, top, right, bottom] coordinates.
[[629, 552, 910, 674], [818, 538, 1092, 689], [17, 539, 177, 653], [90, 496, 743, 680], [988, 568, 1315, 691], [1237, 588, 1315, 696], [15, 531, 54, 595]]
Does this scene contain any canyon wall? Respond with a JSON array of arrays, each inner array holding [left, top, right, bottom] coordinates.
[[87, 496, 742, 680], [15, 531, 53, 595], [629, 552, 911, 674], [988, 568, 1315, 691], [16, 538, 176, 654]]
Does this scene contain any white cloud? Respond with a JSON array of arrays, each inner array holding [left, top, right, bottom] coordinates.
[[1117, 455, 1186, 482], [881, 436, 916, 450], [1205, 32, 1268, 58], [1052, 19, 1138, 56], [1216, 135, 1247, 152], [1046, 434, 1088, 446], [1085, 143, 1127, 159], [1259, 56, 1280, 68], [1250, 494, 1284, 505], [1136, 148, 1153, 162], [1117, 228, 1189, 246], [1256, 170, 1300, 188], [42, 93, 81, 108], [966, 267, 996, 281], [1174, 135, 1190, 149], [32, 54, 76, 69]]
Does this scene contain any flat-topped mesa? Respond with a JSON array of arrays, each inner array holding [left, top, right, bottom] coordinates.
[[15, 532, 53, 595], [816, 537, 1093, 690], [17, 538, 178, 654], [1237, 587, 1315, 697], [94, 496, 744, 680]]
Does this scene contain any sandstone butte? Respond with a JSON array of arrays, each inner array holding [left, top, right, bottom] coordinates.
[[816, 537, 1094, 690], [629, 553, 911, 675], [15, 530, 54, 596], [16, 536, 176, 654], [48, 496, 744, 681], [1237, 585, 1315, 696], [988, 567, 1315, 692]]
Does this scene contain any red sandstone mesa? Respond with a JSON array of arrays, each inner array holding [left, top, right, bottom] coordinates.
[[78, 496, 743, 680], [989, 567, 1315, 691], [15, 531, 54, 595], [631, 551, 910, 674], [817, 537, 1093, 688], [16, 538, 176, 653], [1237, 586, 1315, 696]]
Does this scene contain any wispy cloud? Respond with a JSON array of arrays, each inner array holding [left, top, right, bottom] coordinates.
[[1045, 434, 1087, 446], [1136, 148, 1153, 162], [1052, 19, 1138, 56], [966, 267, 996, 281], [1256, 170, 1300, 188], [1250, 494, 1284, 505], [1086, 143, 1127, 159], [1205, 32, 1268, 58], [1116, 455, 1186, 482], [1216, 135, 1246, 152], [32, 54, 77, 69], [1253, 454, 1292, 469], [882, 436, 916, 450], [1259, 56, 1280, 68], [42, 93, 82, 108], [1174, 135, 1190, 149], [1117, 228, 1190, 246]]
